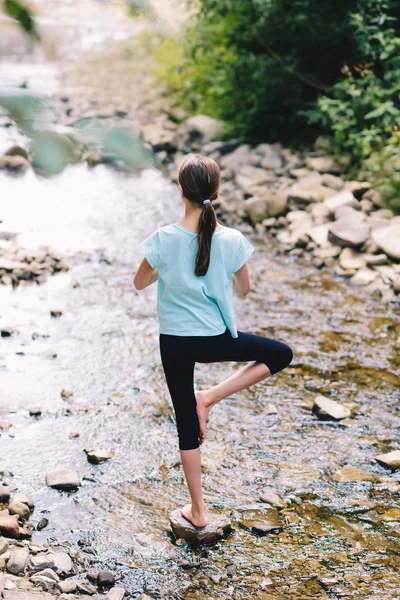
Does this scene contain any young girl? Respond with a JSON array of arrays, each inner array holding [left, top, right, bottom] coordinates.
[[134, 154, 293, 528]]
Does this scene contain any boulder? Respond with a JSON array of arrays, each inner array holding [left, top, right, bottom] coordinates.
[[46, 468, 80, 491], [288, 181, 335, 204], [324, 190, 359, 214], [375, 450, 400, 471], [328, 208, 370, 247], [305, 156, 344, 174], [372, 224, 400, 261], [180, 115, 226, 147], [0, 513, 19, 538], [6, 549, 29, 575], [312, 396, 351, 421], [8, 501, 30, 521], [169, 509, 232, 544]]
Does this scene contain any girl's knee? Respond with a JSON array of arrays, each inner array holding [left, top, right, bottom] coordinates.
[[267, 341, 293, 375]]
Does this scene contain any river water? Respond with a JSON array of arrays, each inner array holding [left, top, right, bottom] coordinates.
[[1, 2, 400, 599]]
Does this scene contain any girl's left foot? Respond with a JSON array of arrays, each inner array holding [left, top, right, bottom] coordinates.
[[195, 390, 213, 445], [181, 502, 207, 527]]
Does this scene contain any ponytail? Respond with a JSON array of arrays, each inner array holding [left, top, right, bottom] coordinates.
[[195, 199, 218, 277], [178, 154, 221, 277]]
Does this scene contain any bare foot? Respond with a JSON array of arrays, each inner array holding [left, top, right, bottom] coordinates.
[[195, 390, 213, 445], [180, 502, 207, 527]]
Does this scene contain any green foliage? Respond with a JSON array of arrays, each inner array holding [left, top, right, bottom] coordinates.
[[2, 0, 40, 40]]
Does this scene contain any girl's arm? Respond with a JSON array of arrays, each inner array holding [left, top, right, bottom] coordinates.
[[133, 258, 158, 290], [232, 263, 250, 296]]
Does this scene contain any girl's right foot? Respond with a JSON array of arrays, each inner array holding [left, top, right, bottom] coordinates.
[[195, 390, 213, 445], [181, 502, 207, 527]]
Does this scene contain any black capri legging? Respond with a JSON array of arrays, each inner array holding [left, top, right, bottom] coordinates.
[[159, 327, 293, 451]]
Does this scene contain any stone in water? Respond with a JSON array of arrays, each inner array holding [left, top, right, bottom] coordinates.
[[169, 509, 232, 544], [312, 396, 351, 421]]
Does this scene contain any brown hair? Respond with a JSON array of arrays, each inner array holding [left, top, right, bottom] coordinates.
[[178, 154, 221, 277]]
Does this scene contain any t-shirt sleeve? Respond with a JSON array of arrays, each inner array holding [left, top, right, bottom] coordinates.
[[141, 229, 160, 269], [233, 232, 255, 273]]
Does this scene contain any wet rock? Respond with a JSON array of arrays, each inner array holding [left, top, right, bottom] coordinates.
[[97, 571, 115, 588], [332, 466, 379, 482], [30, 569, 59, 591], [305, 156, 344, 174], [375, 450, 400, 470], [36, 518, 49, 531], [259, 491, 287, 509], [0, 537, 9, 554], [324, 190, 359, 214], [85, 449, 114, 465], [239, 508, 283, 535], [29, 408, 42, 417], [1, 327, 19, 337], [6, 548, 29, 575], [8, 501, 30, 521], [46, 468, 80, 490], [312, 396, 351, 421], [0, 513, 19, 538], [180, 115, 226, 147], [105, 586, 126, 600], [50, 310, 62, 318], [0, 155, 30, 172], [372, 224, 400, 260], [169, 509, 232, 544]]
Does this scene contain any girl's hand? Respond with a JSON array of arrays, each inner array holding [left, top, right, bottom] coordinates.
[[133, 258, 158, 290]]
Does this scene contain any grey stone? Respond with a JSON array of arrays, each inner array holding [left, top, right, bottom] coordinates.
[[364, 253, 388, 266], [259, 491, 287, 509], [375, 451, 400, 470], [244, 191, 287, 224], [306, 223, 330, 246], [57, 579, 78, 594], [170, 509, 232, 544], [46, 468, 80, 490], [324, 190, 359, 213], [0, 536, 9, 554], [349, 268, 377, 286], [12, 494, 34, 511], [328, 209, 370, 247], [312, 396, 351, 421], [29, 575, 58, 591], [85, 449, 114, 465], [305, 156, 344, 174], [339, 248, 366, 271], [97, 571, 115, 588], [30, 552, 73, 575], [181, 115, 226, 146], [320, 173, 344, 190], [8, 501, 30, 521], [235, 165, 274, 194], [6, 549, 29, 575], [372, 224, 400, 260], [288, 181, 335, 204], [105, 587, 126, 600]]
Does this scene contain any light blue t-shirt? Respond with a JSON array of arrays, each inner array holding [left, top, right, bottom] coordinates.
[[140, 223, 254, 338]]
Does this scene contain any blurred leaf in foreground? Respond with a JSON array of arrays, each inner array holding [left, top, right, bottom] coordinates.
[[2, 0, 40, 41]]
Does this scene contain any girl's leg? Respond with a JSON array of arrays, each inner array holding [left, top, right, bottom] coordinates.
[[195, 330, 293, 443], [159, 335, 207, 527]]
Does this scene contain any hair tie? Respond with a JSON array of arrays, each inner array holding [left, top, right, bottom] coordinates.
[[203, 199, 211, 205]]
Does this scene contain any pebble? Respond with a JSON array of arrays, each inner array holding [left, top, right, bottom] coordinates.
[[36, 518, 49, 531], [312, 396, 351, 421], [57, 579, 78, 594], [46, 468, 80, 490], [8, 501, 30, 521], [259, 491, 287, 509], [85, 449, 114, 465], [61, 390, 73, 400], [29, 408, 42, 417], [375, 450, 400, 471], [97, 570, 115, 588], [50, 310, 62, 318]]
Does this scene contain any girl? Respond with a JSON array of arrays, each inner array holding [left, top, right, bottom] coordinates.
[[134, 154, 293, 529]]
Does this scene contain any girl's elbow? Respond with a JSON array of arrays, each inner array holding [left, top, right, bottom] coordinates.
[[133, 276, 144, 291]]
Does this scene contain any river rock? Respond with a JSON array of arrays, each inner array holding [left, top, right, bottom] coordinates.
[[305, 156, 344, 174], [324, 190, 359, 213], [169, 509, 232, 544], [312, 396, 351, 421], [332, 466, 378, 482], [372, 224, 400, 261], [244, 191, 287, 223], [85, 449, 114, 465], [306, 223, 330, 246], [181, 115, 226, 147], [105, 587, 126, 600], [3, 592, 54, 600], [0, 537, 9, 554], [6, 549, 29, 575], [255, 143, 282, 170], [235, 165, 274, 194], [8, 501, 30, 521], [0, 514, 19, 538], [288, 181, 334, 204], [239, 508, 283, 534], [328, 208, 370, 247], [97, 571, 115, 588], [30, 574, 58, 591], [13, 492, 34, 509], [259, 491, 287, 509], [339, 248, 366, 271], [46, 468, 80, 490], [0, 487, 11, 502], [30, 551, 73, 576], [57, 579, 77, 594], [375, 450, 400, 471], [349, 267, 377, 286], [321, 173, 344, 190], [0, 155, 30, 172]]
